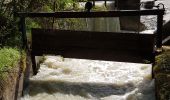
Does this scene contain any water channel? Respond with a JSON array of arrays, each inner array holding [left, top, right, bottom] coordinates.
[[21, 56, 155, 100], [20, 1, 169, 100]]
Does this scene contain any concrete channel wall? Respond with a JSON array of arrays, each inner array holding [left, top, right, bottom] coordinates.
[[117, 0, 146, 31], [0, 62, 24, 100]]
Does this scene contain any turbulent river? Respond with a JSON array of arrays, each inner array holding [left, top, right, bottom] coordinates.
[[21, 0, 170, 99], [21, 56, 155, 100]]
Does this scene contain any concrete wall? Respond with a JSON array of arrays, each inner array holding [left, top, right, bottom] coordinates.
[[0, 63, 24, 100], [117, 0, 146, 31]]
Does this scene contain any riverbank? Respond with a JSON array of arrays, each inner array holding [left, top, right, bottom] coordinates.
[[0, 48, 25, 100], [154, 46, 170, 100]]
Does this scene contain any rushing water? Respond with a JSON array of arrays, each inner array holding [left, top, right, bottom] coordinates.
[[20, 1, 163, 100], [141, 0, 170, 30], [21, 56, 155, 100]]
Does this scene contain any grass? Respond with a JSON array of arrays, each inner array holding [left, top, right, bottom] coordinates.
[[0, 48, 21, 95], [0, 48, 21, 72]]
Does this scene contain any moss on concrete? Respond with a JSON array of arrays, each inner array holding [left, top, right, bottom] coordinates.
[[154, 47, 170, 100]]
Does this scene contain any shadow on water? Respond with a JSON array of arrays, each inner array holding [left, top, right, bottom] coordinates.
[[28, 80, 135, 98]]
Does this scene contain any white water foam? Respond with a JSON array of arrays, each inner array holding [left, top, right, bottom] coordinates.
[[21, 56, 155, 100]]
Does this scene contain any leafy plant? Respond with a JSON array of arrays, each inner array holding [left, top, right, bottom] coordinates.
[[0, 48, 21, 72]]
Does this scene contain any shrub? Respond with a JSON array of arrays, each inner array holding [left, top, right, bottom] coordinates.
[[0, 48, 21, 72]]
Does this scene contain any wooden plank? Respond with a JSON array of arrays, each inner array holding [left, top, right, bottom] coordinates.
[[31, 28, 155, 63], [16, 9, 165, 18]]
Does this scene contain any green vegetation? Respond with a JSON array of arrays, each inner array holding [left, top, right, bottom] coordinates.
[[0, 0, 22, 48], [0, 48, 22, 99], [154, 50, 170, 74], [0, 48, 21, 72], [154, 49, 170, 100], [0, 48, 21, 90]]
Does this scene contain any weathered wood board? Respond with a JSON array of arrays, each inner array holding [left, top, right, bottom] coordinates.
[[31, 28, 155, 63]]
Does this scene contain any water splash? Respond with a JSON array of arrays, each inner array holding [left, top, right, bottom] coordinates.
[[21, 56, 155, 100], [21, 1, 157, 99]]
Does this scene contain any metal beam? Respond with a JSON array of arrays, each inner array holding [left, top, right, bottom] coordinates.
[[31, 28, 155, 63], [20, 17, 28, 49], [16, 9, 165, 18], [156, 13, 164, 48]]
